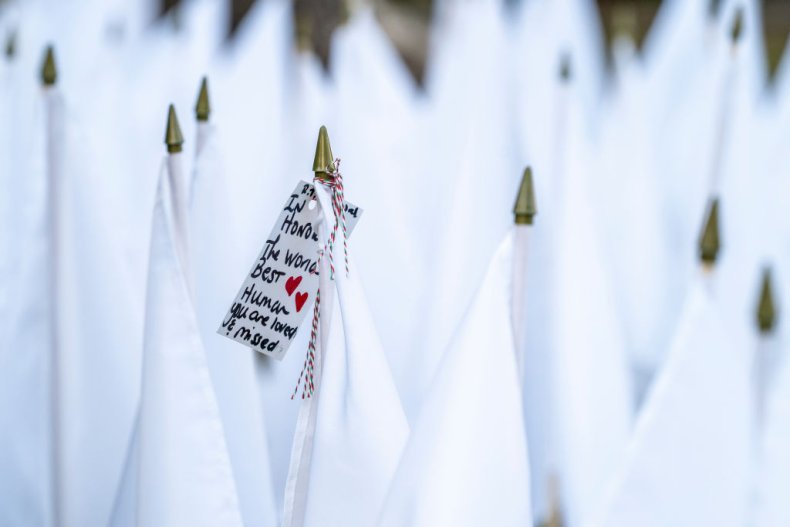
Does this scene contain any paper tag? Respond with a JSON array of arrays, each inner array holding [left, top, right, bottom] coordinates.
[[218, 180, 362, 359]]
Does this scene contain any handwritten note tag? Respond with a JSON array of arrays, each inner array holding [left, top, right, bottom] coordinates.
[[218, 180, 362, 359]]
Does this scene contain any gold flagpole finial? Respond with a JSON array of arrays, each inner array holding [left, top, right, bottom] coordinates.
[[559, 53, 572, 83], [312, 125, 334, 179], [514, 166, 537, 225], [195, 76, 210, 122], [41, 45, 57, 86], [165, 104, 184, 154], [756, 267, 777, 334], [730, 8, 744, 45], [5, 30, 16, 60], [698, 198, 721, 265], [707, 0, 723, 20]]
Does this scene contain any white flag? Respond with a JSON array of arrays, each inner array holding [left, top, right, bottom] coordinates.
[[282, 182, 408, 527], [0, 51, 52, 527], [596, 49, 679, 401], [1, 58, 145, 525], [592, 276, 752, 527], [126, 164, 243, 526], [415, 0, 519, 421], [753, 328, 790, 527], [190, 118, 278, 526], [331, 9, 428, 421], [215, 0, 292, 248], [378, 233, 531, 527], [524, 77, 633, 527]]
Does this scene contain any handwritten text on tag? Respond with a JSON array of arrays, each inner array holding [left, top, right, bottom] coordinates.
[[218, 180, 361, 359]]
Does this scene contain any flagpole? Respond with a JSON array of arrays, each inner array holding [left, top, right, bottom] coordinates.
[[531, 53, 571, 527], [745, 267, 777, 526], [41, 44, 63, 527], [4, 29, 16, 60], [552, 54, 572, 203], [282, 126, 336, 527], [707, 8, 743, 194], [754, 268, 776, 432], [512, 166, 536, 374], [164, 104, 192, 295]]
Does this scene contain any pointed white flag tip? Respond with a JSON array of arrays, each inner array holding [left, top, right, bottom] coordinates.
[[132, 169, 243, 526], [378, 233, 532, 527], [591, 279, 751, 527]]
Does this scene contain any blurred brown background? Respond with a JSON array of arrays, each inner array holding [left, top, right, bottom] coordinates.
[[159, 0, 790, 83]]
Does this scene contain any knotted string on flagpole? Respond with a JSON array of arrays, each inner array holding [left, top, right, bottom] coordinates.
[[313, 159, 349, 280], [292, 159, 349, 399]]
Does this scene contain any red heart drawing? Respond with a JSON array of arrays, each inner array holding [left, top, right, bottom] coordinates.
[[285, 276, 302, 297], [295, 292, 308, 313]]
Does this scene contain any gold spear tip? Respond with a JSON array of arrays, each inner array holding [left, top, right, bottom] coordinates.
[[165, 104, 184, 154], [698, 198, 720, 265], [756, 267, 777, 333], [195, 76, 210, 122], [559, 53, 572, 83], [4, 30, 16, 60], [514, 166, 537, 225], [41, 44, 57, 86], [730, 7, 744, 44], [312, 125, 334, 175]]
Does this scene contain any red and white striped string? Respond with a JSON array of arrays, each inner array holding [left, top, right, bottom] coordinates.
[[291, 159, 349, 399], [291, 288, 320, 399], [314, 159, 349, 279]]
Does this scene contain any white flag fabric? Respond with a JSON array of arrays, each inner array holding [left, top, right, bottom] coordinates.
[[216, 0, 292, 248], [331, 8, 428, 421], [753, 329, 790, 527], [645, 1, 766, 340], [596, 42, 679, 402], [644, 0, 726, 297], [510, 20, 572, 519], [516, 73, 632, 526], [214, 16, 308, 505], [0, 4, 48, 495], [282, 182, 409, 527], [121, 163, 243, 527], [0, 62, 52, 527], [550, 117, 633, 527], [512, 0, 606, 162], [378, 232, 531, 527], [190, 120, 278, 526], [708, 0, 770, 362], [1, 69, 144, 524], [592, 275, 752, 527], [413, 0, 519, 421]]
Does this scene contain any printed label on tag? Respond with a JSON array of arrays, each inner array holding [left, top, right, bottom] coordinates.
[[218, 180, 362, 359]]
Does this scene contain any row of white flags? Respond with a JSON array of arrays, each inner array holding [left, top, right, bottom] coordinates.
[[1, 0, 790, 525]]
